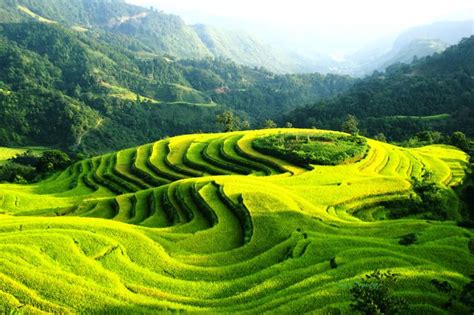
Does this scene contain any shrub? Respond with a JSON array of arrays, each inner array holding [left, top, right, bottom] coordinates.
[[450, 131, 469, 152], [460, 281, 474, 312], [37, 150, 72, 172], [399, 233, 417, 246], [330, 257, 337, 269], [0, 163, 37, 182], [350, 270, 408, 315], [252, 133, 368, 167], [410, 177, 460, 220]]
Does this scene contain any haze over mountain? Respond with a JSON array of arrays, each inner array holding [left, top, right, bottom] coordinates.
[[127, 0, 474, 75]]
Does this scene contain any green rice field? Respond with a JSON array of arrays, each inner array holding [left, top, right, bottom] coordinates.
[[0, 128, 471, 313]]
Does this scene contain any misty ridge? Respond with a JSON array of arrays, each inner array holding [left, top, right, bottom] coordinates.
[[126, 0, 474, 76]]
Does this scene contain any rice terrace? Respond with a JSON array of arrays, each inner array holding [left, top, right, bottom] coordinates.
[[0, 129, 472, 313]]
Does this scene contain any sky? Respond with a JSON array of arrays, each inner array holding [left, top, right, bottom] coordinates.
[[126, 0, 474, 55]]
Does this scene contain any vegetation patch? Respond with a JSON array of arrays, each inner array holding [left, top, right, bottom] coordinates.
[[0, 149, 72, 183], [252, 133, 368, 167], [350, 270, 408, 315], [399, 233, 418, 246]]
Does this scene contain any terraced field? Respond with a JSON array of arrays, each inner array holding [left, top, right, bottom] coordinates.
[[0, 129, 472, 314]]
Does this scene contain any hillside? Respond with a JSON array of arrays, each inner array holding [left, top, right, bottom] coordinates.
[[0, 0, 312, 73], [286, 36, 474, 140], [343, 20, 474, 76], [0, 128, 471, 313], [192, 24, 305, 73], [0, 21, 353, 153]]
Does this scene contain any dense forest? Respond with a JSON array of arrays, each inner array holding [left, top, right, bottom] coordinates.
[[0, 0, 320, 73], [0, 0, 473, 154], [0, 21, 353, 153], [285, 36, 474, 140]]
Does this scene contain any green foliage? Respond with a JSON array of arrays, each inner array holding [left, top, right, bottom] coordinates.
[[373, 133, 387, 142], [37, 150, 72, 172], [0, 20, 352, 153], [350, 270, 409, 315], [0, 149, 72, 183], [460, 281, 474, 312], [216, 110, 249, 132], [0, 161, 36, 183], [341, 114, 359, 135], [253, 133, 368, 167], [398, 233, 417, 246], [411, 176, 460, 220], [262, 119, 277, 129], [450, 131, 469, 152], [286, 36, 474, 141]]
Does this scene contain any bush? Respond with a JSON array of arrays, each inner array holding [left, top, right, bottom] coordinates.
[[0, 149, 73, 183], [410, 177, 460, 220], [252, 133, 368, 167], [350, 270, 408, 315], [37, 150, 72, 172], [399, 233, 417, 246], [0, 163, 37, 182], [431, 279, 455, 309], [450, 131, 469, 152], [460, 281, 474, 312]]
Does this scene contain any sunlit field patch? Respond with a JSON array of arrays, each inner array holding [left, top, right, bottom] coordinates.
[[0, 129, 471, 313]]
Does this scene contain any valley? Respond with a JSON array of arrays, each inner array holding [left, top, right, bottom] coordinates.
[[0, 0, 473, 313]]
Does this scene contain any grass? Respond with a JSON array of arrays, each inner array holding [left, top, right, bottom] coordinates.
[[71, 25, 88, 32], [17, 6, 56, 24], [0, 88, 12, 96], [0, 128, 471, 313], [100, 82, 160, 104], [0, 147, 47, 165], [385, 113, 451, 121]]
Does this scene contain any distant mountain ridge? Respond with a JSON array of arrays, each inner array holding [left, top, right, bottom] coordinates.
[[286, 35, 474, 138], [0, 0, 311, 73], [343, 20, 474, 76]]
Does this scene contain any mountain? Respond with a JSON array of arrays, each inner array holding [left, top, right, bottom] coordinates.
[[379, 38, 449, 68], [0, 19, 354, 153], [393, 20, 474, 49], [340, 20, 474, 76], [285, 36, 474, 139], [0, 0, 315, 73], [192, 24, 306, 73]]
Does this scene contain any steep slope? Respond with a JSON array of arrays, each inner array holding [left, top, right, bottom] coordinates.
[[394, 20, 474, 49], [0, 21, 354, 153], [286, 36, 474, 139], [0, 129, 471, 313], [379, 38, 449, 68], [192, 24, 304, 73], [344, 20, 474, 76], [0, 0, 313, 72]]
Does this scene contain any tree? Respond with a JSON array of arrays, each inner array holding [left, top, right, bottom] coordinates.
[[342, 115, 359, 135], [262, 119, 277, 129], [374, 133, 387, 142], [285, 122, 293, 128], [450, 131, 469, 152], [37, 150, 72, 172], [240, 120, 251, 130], [460, 281, 474, 312], [216, 110, 240, 132], [350, 270, 408, 315]]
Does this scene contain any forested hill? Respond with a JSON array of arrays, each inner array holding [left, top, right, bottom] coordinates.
[[0, 0, 310, 73], [285, 36, 474, 140], [0, 21, 353, 153]]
